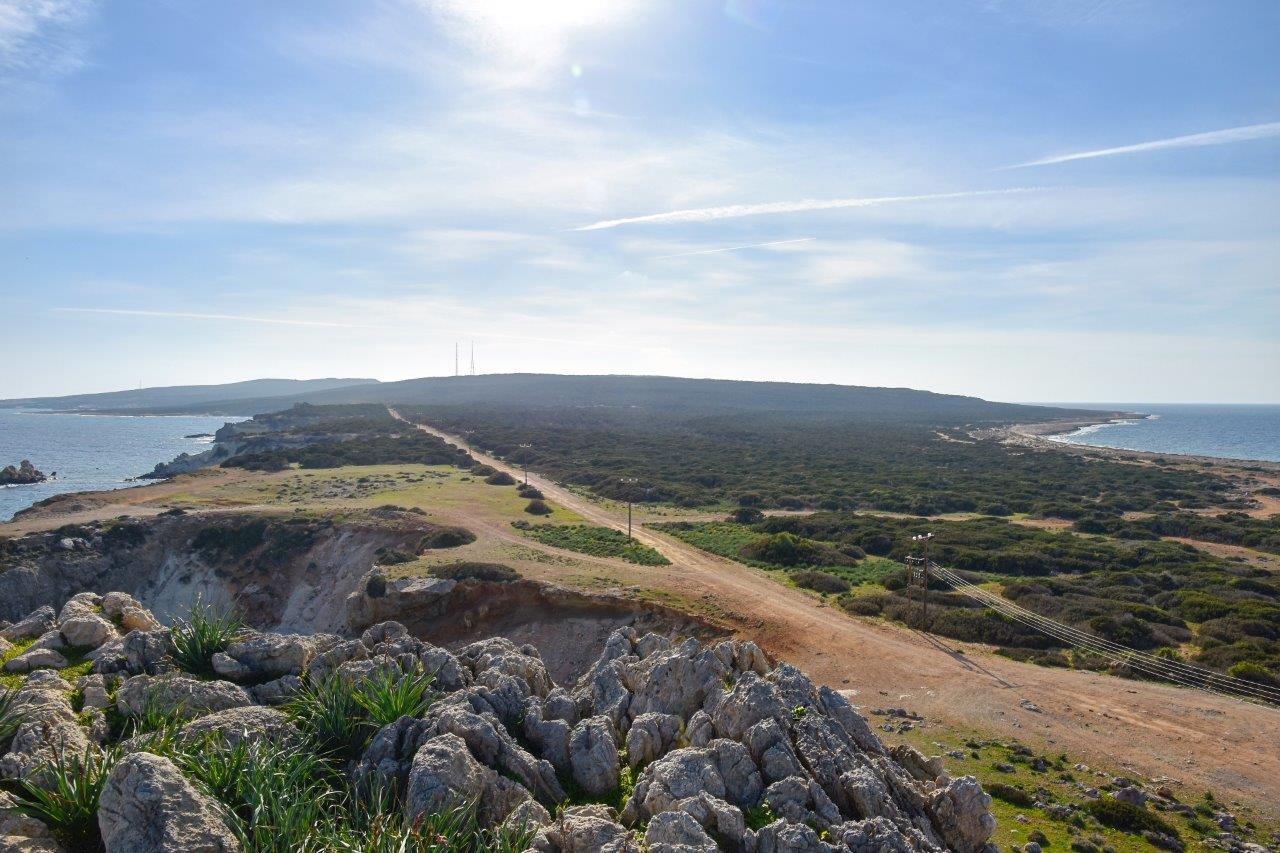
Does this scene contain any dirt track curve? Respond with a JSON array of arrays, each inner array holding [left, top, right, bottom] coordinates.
[[392, 409, 1280, 815]]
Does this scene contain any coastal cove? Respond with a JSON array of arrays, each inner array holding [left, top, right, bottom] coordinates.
[[1041, 404, 1280, 463], [0, 409, 241, 521]]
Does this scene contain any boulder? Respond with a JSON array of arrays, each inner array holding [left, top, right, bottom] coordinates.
[[568, 716, 620, 797], [625, 712, 683, 770], [0, 608, 55, 643], [212, 632, 317, 682], [92, 630, 173, 677], [178, 706, 298, 748], [98, 752, 241, 852], [3, 648, 67, 674], [927, 776, 997, 853], [0, 672, 90, 785], [116, 674, 251, 720], [404, 733, 532, 828], [529, 805, 641, 852], [644, 811, 718, 852]]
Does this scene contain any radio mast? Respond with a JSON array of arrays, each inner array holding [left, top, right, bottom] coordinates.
[[454, 342, 459, 377], [470, 341, 475, 375]]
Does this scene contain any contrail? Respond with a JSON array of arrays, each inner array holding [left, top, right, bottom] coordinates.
[[652, 237, 816, 260], [1003, 121, 1280, 169], [54, 307, 371, 329], [573, 188, 1040, 231]]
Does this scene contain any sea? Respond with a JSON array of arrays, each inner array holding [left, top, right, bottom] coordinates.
[[0, 410, 243, 522], [1046, 403, 1280, 463]]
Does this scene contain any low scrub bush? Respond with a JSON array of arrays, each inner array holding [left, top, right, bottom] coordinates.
[[524, 499, 553, 515], [793, 570, 850, 594], [985, 782, 1034, 807], [1085, 796, 1179, 838], [420, 527, 475, 549], [429, 562, 520, 582], [519, 524, 670, 566]]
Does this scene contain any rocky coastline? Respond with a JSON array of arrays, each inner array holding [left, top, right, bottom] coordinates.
[[0, 589, 999, 853]]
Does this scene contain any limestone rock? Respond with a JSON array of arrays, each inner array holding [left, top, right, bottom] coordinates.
[[625, 712, 683, 770], [2, 648, 67, 674], [98, 752, 241, 852], [644, 811, 718, 852], [529, 805, 642, 853], [569, 716, 620, 797], [178, 706, 298, 748], [0, 608, 55, 643], [927, 775, 997, 853], [212, 632, 317, 682], [116, 674, 251, 720], [404, 733, 532, 828]]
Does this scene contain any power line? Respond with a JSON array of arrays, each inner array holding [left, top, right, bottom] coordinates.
[[923, 561, 1280, 705]]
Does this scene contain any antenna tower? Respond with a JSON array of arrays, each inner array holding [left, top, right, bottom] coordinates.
[[470, 341, 475, 375], [454, 342, 459, 377]]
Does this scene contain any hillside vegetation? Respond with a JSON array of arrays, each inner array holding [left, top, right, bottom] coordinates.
[[658, 514, 1280, 686]]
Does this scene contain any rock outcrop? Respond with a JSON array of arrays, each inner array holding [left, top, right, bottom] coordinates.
[[0, 462, 45, 486], [0, 592, 997, 853]]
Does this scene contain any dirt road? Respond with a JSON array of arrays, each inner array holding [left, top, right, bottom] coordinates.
[[393, 410, 1280, 814]]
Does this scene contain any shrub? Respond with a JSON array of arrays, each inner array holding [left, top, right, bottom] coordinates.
[[1227, 661, 1279, 686], [525, 499, 553, 515], [740, 532, 822, 567], [12, 747, 118, 850], [485, 471, 517, 486], [518, 484, 545, 500], [421, 527, 475, 549], [1085, 796, 1179, 838], [840, 593, 889, 616], [169, 597, 244, 678], [793, 570, 850, 594], [429, 562, 520, 582], [986, 782, 1034, 806], [728, 507, 765, 524]]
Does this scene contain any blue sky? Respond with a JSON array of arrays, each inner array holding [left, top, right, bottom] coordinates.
[[1, 0, 1277, 402]]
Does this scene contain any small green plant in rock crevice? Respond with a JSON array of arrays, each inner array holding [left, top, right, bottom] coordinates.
[[169, 596, 244, 678]]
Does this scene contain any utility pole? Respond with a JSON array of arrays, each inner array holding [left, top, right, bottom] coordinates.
[[621, 477, 639, 539], [518, 444, 532, 485], [911, 532, 933, 630]]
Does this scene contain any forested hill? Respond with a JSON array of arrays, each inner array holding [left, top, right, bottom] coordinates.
[[0, 377, 379, 412], [57, 373, 1117, 425]]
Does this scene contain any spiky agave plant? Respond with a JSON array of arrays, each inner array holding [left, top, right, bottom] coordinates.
[[12, 745, 119, 851], [169, 595, 244, 678]]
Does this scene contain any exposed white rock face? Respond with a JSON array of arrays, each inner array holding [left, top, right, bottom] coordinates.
[[98, 753, 241, 853]]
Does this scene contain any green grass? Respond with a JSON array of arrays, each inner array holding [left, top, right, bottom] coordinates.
[[517, 523, 670, 566], [883, 724, 1277, 853]]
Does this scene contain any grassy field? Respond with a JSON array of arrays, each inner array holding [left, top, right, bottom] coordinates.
[[881, 722, 1277, 853], [517, 523, 670, 566], [167, 464, 583, 525]]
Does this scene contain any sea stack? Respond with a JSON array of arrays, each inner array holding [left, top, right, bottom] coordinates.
[[0, 460, 47, 485]]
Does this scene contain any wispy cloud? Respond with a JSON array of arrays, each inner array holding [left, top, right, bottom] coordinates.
[[652, 237, 815, 260], [572, 188, 1043, 231], [1003, 121, 1280, 169], [0, 0, 93, 74], [53, 307, 372, 329]]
